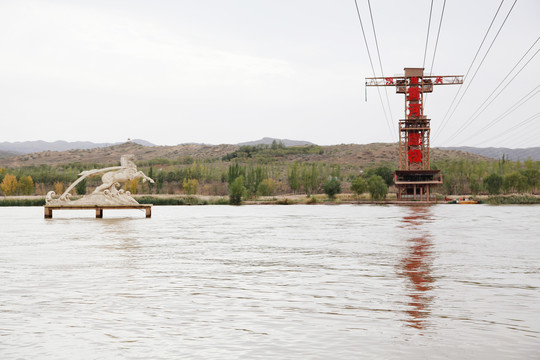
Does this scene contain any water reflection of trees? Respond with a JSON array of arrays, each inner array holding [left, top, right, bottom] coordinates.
[[399, 206, 435, 331]]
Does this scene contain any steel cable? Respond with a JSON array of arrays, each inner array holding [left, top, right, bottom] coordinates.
[[353, 0, 394, 139], [434, 0, 508, 140]]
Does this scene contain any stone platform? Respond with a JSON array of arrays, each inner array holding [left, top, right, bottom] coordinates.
[[44, 204, 152, 218]]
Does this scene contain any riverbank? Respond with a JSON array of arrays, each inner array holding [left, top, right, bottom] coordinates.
[[2, 193, 540, 206]]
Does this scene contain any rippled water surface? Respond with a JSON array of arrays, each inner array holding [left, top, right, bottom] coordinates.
[[1, 205, 539, 359]]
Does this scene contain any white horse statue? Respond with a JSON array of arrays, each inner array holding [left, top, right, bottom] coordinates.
[[46, 155, 154, 205], [81, 155, 154, 194]]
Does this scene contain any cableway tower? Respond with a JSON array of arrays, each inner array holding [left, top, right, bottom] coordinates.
[[366, 67, 463, 201]]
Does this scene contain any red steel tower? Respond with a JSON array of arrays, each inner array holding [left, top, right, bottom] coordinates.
[[366, 68, 463, 201]]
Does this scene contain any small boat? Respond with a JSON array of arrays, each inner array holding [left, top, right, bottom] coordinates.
[[457, 200, 478, 204], [446, 198, 478, 204]]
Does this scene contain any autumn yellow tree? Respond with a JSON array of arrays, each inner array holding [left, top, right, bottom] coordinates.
[[1, 174, 18, 196], [126, 179, 139, 194], [18, 175, 34, 195], [54, 181, 64, 195], [256, 178, 276, 196], [183, 178, 199, 195]]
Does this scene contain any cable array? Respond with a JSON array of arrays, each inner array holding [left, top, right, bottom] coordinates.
[[517, 121, 540, 147], [471, 110, 540, 147], [443, 37, 540, 145], [353, 0, 536, 148], [424, 0, 446, 107], [422, 0, 434, 69], [353, 0, 395, 139], [366, 0, 395, 138], [454, 82, 540, 146], [433, 0, 509, 141], [428, 0, 446, 75]]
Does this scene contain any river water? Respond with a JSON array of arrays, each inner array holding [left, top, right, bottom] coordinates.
[[1, 205, 539, 359]]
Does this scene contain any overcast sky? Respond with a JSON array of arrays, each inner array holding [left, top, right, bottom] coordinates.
[[0, 0, 539, 148]]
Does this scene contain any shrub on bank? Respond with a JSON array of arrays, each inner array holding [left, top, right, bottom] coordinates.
[[367, 175, 388, 201], [485, 195, 540, 205], [323, 178, 341, 200], [0, 198, 46, 206], [229, 176, 246, 205], [135, 196, 211, 205]]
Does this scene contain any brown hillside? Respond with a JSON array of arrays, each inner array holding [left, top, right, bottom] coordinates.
[[0, 142, 489, 168], [0, 142, 237, 167]]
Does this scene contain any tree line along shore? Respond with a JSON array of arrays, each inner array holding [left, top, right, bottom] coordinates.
[[1, 194, 540, 206], [1, 144, 539, 205]]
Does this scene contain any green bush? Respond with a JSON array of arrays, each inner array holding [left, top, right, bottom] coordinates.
[[277, 198, 292, 205], [350, 176, 367, 196], [229, 176, 246, 205], [257, 178, 276, 196], [486, 195, 540, 205], [503, 172, 527, 193], [367, 175, 388, 200], [323, 177, 341, 200], [134, 196, 205, 205], [0, 198, 45, 206], [483, 173, 502, 195], [365, 166, 394, 187], [210, 197, 230, 205]]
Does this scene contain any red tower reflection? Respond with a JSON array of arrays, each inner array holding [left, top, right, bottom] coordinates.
[[399, 206, 435, 331]]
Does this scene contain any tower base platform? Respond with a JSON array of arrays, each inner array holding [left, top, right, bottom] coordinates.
[[394, 170, 442, 202]]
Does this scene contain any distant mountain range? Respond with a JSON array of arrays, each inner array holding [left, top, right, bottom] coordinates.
[[438, 146, 540, 161], [237, 137, 315, 147], [0, 139, 155, 155], [0, 137, 313, 155], [0, 138, 538, 161]]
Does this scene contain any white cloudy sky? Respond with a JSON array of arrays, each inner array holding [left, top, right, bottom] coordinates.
[[0, 0, 539, 147]]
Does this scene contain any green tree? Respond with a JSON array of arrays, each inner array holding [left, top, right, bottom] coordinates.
[[245, 165, 267, 196], [1, 173, 18, 196], [287, 162, 301, 193], [229, 175, 246, 205], [156, 171, 165, 194], [18, 175, 34, 195], [302, 163, 320, 195], [366, 166, 394, 187], [499, 154, 510, 175], [367, 175, 388, 200], [257, 178, 276, 196], [75, 178, 87, 195], [483, 173, 503, 195], [469, 178, 481, 195], [503, 172, 527, 193], [443, 174, 457, 195], [520, 168, 539, 193], [271, 139, 283, 150], [228, 163, 245, 184], [323, 177, 341, 200], [330, 164, 341, 179], [350, 176, 367, 197]]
